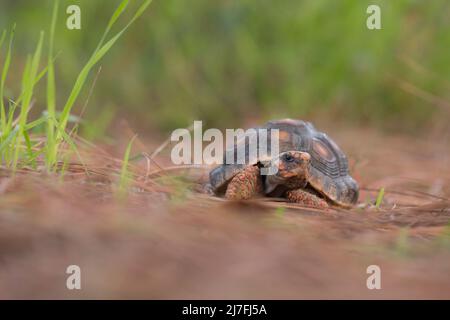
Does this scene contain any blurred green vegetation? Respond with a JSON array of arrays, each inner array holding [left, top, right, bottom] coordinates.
[[1, 0, 449, 136]]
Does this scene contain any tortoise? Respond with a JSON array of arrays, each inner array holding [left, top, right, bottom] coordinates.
[[209, 119, 359, 208]]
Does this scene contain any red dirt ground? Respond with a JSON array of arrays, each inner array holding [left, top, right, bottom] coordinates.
[[0, 124, 449, 299]]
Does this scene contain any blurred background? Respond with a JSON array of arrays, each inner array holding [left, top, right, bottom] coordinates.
[[1, 0, 449, 138]]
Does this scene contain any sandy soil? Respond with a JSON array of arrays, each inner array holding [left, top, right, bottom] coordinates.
[[0, 125, 449, 299]]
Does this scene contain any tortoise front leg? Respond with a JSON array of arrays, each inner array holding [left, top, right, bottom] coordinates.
[[286, 189, 329, 209], [225, 166, 263, 200]]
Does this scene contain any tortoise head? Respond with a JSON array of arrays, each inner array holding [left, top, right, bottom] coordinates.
[[263, 151, 311, 195]]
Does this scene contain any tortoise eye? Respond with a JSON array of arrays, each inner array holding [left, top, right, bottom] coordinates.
[[284, 154, 295, 162]]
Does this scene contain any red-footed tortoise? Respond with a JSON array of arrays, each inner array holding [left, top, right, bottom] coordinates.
[[209, 119, 359, 208]]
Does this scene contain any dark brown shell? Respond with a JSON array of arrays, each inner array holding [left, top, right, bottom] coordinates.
[[265, 119, 359, 206], [209, 119, 359, 206]]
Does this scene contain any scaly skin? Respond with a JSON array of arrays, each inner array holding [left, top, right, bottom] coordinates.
[[225, 166, 263, 200], [286, 189, 329, 209], [223, 151, 329, 208]]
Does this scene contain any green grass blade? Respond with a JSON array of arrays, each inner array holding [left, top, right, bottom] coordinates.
[[22, 130, 36, 168], [25, 147, 45, 166], [6, 56, 30, 166], [0, 125, 18, 155], [12, 53, 59, 109], [19, 31, 44, 126], [20, 56, 31, 90], [0, 30, 6, 48], [47, 1, 58, 115], [1, 25, 15, 131], [108, 0, 130, 31], [0, 29, 5, 137], [5, 99, 18, 134], [375, 187, 385, 208], [275, 206, 286, 217], [24, 114, 49, 131], [53, 117, 87, 174], [59, 0, 152, 134], [12, 32, 44, 171], [95, 0, 129, 53], [119, 134, 137, 193], [46, 0, 59, 170]]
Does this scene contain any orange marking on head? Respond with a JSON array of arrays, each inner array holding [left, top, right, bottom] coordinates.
[[299, 152, 311, 162]]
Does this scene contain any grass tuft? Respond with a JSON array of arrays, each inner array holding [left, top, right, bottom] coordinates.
[[0, 0, 153, 176]]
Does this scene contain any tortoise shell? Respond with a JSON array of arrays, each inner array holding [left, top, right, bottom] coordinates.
[[209, 119, 359, 206]]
